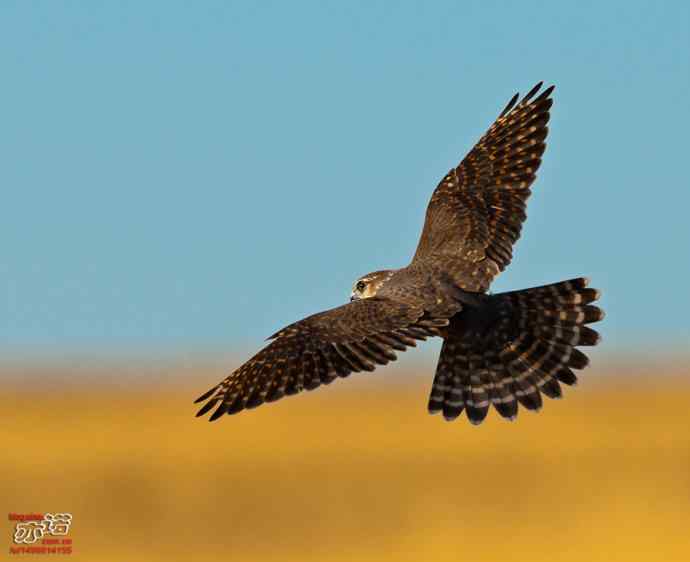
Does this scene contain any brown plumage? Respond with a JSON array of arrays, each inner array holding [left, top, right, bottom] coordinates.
[[428, 278, 602, 424], [195, 82, 605, 424]]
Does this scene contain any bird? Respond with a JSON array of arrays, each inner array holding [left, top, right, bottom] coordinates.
[[194, 82, 604, 425]]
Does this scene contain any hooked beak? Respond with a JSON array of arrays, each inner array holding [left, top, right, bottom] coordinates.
[[350, 293, 359, 302]]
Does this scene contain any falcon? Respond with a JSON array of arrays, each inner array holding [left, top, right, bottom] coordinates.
[[195, 82, 604, 424]]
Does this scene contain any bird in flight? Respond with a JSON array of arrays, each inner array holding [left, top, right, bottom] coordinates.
[[195, 82, 604, 425]]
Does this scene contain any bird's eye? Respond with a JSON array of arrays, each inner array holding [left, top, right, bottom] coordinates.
[[356, 281, 366, 292]]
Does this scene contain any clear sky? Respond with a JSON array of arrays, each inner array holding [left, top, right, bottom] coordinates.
[[2, 1, 689, 359]]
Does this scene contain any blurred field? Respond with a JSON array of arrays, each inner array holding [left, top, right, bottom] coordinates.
[[3, 359, 690, 562]]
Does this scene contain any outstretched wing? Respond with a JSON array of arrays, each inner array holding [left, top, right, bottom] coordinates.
[[413, 82, 554, 288], [194, 297, 449, 420]]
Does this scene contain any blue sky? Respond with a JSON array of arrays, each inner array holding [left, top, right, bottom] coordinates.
[[1, 1, 688, 359]]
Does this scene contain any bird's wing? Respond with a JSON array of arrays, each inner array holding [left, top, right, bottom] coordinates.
[[412, 82, 554, 288], [194, 297, 449, 420]]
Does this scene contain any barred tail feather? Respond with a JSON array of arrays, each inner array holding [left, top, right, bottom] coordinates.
[[428, 277, 604, 424]]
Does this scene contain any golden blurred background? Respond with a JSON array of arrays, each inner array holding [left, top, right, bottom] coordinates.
[[3, 356, 690, 562]]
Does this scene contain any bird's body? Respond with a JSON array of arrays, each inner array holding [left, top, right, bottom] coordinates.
[[195, 82, 604, 424]]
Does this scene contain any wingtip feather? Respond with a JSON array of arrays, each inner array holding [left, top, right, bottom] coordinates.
[[194, 385, 219, 404]]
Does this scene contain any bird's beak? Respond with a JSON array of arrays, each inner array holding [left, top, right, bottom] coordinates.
[[350, 293, 358, 302]]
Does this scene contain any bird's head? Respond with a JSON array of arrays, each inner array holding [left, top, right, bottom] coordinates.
[[350, 270, 395, 301]]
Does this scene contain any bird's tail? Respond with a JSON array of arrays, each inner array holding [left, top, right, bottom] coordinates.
[[428, 277, 604, 424]]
